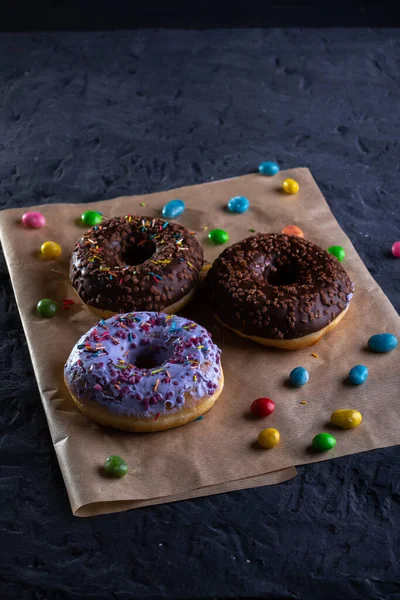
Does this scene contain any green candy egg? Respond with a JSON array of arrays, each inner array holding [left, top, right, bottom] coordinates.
[[104, 455, 128, 478], [37, 298, 58, 318], [81, 210, 103, 227], [312, 432, 337, 451], [208, 229, 230, 245], [327, 245, 346, 262]]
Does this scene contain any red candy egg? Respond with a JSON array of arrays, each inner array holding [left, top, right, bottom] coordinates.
[[251, 397, 275, 418]]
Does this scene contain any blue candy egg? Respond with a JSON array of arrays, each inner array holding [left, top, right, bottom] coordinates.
[[258, 161, 280, 176], [349, 364, 369, 385], [368, 333, 398, 353], [227, 196, 250, 214], [289, 366, 309, 387], [162, 199, 185, 219]]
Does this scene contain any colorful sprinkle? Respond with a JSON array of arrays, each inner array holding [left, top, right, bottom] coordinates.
[[258, 161, 280, 176]]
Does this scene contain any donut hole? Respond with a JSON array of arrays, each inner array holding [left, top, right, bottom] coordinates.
[[133, 346, 174, 370], [122, 240, 156, 266], [266, 262, 299, 287]]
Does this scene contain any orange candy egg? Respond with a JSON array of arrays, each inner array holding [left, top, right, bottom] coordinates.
[[282, 225, 304, 238]]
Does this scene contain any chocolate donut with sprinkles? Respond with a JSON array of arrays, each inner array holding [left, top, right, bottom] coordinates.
[[64, 312, 224, 432], [69, 216, 204, 317], [205, 233, 355, 350]]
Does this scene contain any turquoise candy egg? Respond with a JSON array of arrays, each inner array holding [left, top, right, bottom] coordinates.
[[349, 365, 369, 385], [258, 161, 280, 176], [368, 333, 398, 353], [227, 196, 250, 213], [289, 366, 309, 387], [162, 199, 185, 219]]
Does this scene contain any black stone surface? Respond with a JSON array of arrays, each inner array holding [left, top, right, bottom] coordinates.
[[0, 29, 399, 600]]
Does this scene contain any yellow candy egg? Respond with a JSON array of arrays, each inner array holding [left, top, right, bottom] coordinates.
[[258, 428, 280, 449], [41, 241, 62, 259], [330, 409, 363, 429], [282, 178, 299, 194]]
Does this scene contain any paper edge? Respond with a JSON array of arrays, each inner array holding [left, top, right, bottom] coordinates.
[[73, 466, 298, 517]]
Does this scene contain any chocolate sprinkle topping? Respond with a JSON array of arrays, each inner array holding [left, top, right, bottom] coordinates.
[[70, 216, 204, 313], [205, 234, 355, 340]]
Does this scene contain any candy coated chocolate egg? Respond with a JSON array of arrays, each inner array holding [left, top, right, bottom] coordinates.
[[258, 428, 280, 448], [282, 225, 304, 238], [330, 409, 362, 429], [258, 161, 280, 176], [368, 333, 398, 353], [312, 432, 337, 451], [208, 229, 230, 245], [251, 397, 275, 418], [327, 245, 346, 262], [392, 242, 400, 257], [22, 211, 46, 229], [41, 241, 62, 259], [104, 455, 128, 478], [228, 196, 250, 213], [162, 199, 185, 219], [37, 298, 58, 318], [81, 210, 103, 226], [290, 366, 309, 387], [349, 364, 368, 385], [282, 178, 299, 194]]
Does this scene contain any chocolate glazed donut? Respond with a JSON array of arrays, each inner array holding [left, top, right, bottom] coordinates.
[[205, 233, 355, 350], [70, 216, 204, 318]]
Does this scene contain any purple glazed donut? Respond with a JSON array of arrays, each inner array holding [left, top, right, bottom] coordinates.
[[64, 312, 224, 432]]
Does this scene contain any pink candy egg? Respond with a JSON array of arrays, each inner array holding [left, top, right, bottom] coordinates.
[[392, 242, 400, 258], [22, 211, 46, 229]]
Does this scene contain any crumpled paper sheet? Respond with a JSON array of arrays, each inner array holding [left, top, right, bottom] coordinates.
[[0, 168, 398, 516]]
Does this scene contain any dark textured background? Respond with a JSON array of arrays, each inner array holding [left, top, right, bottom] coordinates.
[[0, 29, 399, 600]]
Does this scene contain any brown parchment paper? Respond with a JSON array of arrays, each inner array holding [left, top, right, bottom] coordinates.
[[1, 168, 399, 517]]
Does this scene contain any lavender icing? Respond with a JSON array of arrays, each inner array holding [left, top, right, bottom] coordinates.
[[64, 312, 222, 417]]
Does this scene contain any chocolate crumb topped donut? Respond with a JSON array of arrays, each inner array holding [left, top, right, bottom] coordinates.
[[205, 233, 355, 349], [70, 216, 204, 317]]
